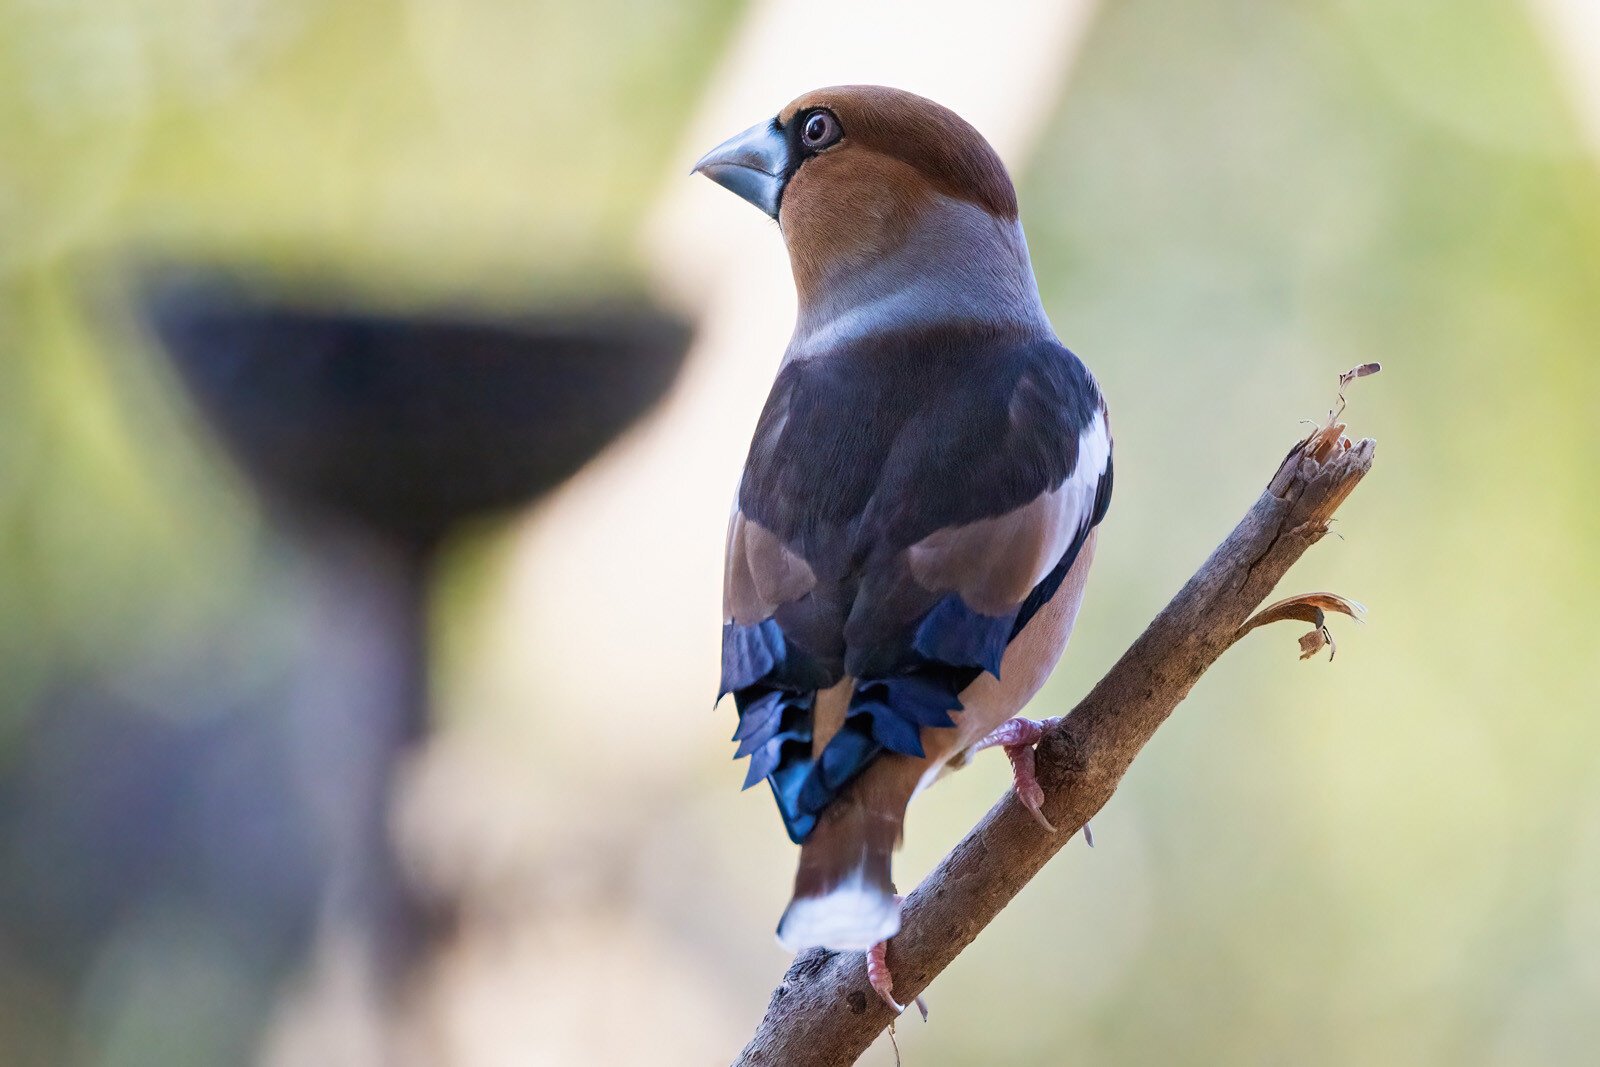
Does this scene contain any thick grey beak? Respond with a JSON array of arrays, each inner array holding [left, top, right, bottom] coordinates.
[[692, 120, 788, 218]]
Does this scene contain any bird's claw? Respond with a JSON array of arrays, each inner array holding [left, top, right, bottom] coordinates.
[[975, 716, 1062, 831], [867, 939, 905, 1014], [1008, 743, 1058, 832], [867, 899, 929, 1021]]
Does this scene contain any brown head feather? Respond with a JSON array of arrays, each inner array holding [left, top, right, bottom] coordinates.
[[774, 85, 1020, 306], [778, 85, 1017, 219]]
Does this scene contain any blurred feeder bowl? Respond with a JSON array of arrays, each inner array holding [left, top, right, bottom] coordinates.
[[140, 270, 693, 546]]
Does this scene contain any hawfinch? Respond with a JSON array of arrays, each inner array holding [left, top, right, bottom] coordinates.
[[696, 85, 1112, 1012]]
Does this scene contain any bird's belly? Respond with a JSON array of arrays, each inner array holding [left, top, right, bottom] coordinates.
[[913, 529, 1098, 799]]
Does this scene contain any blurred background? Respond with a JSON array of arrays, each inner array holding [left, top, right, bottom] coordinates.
[[3, 0, 1599, 1063]]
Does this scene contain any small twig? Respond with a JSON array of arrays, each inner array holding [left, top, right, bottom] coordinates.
[[734, 373, 1378, 1066]]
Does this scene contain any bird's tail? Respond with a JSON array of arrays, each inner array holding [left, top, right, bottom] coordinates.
[[775, 770, 910, 952]]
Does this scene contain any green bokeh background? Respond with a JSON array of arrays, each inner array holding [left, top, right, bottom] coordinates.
[[3, 0, 1597, 1063]]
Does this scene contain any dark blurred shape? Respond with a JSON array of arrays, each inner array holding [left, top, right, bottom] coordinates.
[[125, 263, 693, 1048], [141, 268, 691, 547]]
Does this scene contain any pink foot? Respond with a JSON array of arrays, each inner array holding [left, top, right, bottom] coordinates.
[[865, 899, 929, 1020], [973, 716, 1063, 832], [866, 938, 903, 1014]]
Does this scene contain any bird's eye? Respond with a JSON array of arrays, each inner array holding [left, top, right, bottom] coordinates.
[[801, 110, 841, 150]]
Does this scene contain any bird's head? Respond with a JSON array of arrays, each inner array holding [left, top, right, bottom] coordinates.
[[694, 85, 1040, 342]]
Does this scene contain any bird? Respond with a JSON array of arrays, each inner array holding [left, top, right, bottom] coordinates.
[[695, 85, 1112, 1013]]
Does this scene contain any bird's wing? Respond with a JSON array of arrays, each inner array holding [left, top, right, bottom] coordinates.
[[721, 328, 1111, 842]]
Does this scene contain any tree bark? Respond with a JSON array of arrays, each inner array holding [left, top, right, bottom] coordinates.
[[733, 410, 1378, 1067]]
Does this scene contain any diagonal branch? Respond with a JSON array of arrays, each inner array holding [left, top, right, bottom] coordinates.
[[734, 385, 1378, 1067]]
